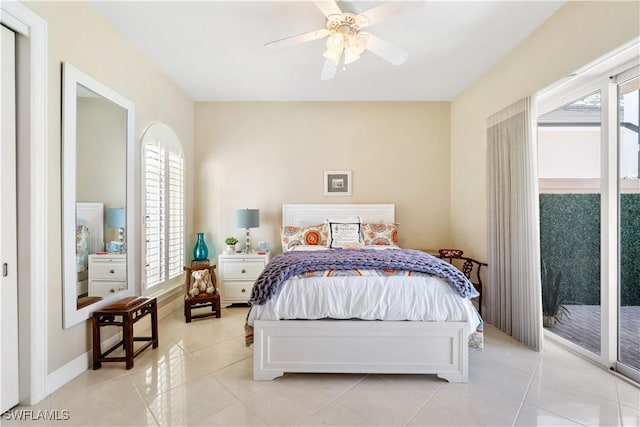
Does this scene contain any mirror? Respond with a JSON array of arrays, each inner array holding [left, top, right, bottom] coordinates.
[[62, 63, 135, 328]]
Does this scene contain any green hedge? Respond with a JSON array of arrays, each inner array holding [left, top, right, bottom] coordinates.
[[539, 194, 640, 306]]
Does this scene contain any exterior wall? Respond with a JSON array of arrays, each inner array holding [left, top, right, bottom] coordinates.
[[23, 1, 195, 374], [194, 102, 451, 255], [450, 1, 640, 259]]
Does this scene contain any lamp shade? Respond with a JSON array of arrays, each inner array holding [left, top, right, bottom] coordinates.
[[107, 208, 126, 229], [236, 209, 259, 229]]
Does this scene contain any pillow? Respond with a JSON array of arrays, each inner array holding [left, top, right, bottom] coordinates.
[[281, 224, 328, 251], [362, 223, 399, 246], [326, 216, 363, 248]]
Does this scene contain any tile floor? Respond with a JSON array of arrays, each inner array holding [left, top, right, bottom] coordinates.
[[4, 306, 639, 427]]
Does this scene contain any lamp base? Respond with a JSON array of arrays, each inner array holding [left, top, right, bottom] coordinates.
[[118, 228, 126, 254], [244, 228, 251, 254]]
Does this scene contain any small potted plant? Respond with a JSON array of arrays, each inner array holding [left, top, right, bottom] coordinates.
[[225, 236, 238, 253]]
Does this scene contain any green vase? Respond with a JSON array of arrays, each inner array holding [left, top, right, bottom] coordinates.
[[193, 233, 208, 261]]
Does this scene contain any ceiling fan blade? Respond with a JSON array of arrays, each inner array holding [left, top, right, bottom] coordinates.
[[313, 0, 342, 19], [320, 59, 337, 81], [264, 29, 329, 49], [364, 33, 408, 65], [357, 2, 417, 28]]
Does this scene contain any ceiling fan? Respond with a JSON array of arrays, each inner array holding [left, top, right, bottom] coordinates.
[[265, 1, 411, 80]]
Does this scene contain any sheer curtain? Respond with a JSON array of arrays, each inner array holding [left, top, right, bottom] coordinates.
[[486, 97, 543, 350]]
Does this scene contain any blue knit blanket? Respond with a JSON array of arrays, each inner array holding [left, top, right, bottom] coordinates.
[[248, 249, 479, 305]]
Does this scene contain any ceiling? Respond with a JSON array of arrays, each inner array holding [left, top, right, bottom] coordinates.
[[91, 1, 564, 102]]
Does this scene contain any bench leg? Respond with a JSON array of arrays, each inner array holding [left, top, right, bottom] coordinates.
[[124, 313, 134, 370], [151, 300, 159, 349], [91, 316, 102, 370]]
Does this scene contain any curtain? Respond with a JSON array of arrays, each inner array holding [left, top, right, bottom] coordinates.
[[486, 97, 543, 350]]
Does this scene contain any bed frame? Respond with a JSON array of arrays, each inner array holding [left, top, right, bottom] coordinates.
[[253, 204, 469, 382]]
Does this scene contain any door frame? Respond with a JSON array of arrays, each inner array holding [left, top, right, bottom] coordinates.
[[0, 1, 48, 405], [537, 38, 640, 382]]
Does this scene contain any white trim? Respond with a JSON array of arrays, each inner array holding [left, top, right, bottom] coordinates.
[[537, 38, 640, 115], [601, 80, 617, 367], [46, 350, 92, 396], [1, 0, 48, 406]]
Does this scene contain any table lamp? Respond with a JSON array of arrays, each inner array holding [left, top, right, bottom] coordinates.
[[236, 208, 259, 253], [107, 207, 126, 252]]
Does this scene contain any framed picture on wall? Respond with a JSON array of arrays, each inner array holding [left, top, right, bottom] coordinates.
[[324, 170, 352, 197]]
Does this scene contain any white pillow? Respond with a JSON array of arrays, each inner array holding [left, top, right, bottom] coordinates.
[[326, 216, 363, 248]]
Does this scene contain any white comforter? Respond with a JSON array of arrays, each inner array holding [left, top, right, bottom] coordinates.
[[247, 274, 481, 333]]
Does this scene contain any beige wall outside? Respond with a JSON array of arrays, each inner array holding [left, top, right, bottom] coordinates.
[[24, 1, 195, 374], [450, 1, 640, 260], [195, 102, 451, 256]]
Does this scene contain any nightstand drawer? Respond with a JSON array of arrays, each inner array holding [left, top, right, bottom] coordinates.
[[90, 281, 126, 297], [222, 260, 265, 280], [91, 261, 126, 281], [223, 282, 253, 300]]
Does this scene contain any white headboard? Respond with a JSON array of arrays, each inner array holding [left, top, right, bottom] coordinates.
[[76, 202, 104, 254], [282, 204, 395, 226]]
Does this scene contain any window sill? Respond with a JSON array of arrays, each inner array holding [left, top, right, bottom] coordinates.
[[144, 280, 182, 304]]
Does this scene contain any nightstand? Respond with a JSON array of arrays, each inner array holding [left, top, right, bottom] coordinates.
[[218, 252, 270, 306], [88, 253, 126, 297]]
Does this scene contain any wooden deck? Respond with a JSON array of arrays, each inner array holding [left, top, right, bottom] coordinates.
[[546, 305, 639, 370]]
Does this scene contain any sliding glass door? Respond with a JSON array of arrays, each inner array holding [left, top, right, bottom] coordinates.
[[537, 57, 640, 382], [538, 92, 602, 357]]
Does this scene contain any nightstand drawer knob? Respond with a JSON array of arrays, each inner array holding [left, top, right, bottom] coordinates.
[[241, 288, 246, 293], [109, 269, 115, 274], [241, 269, 246, 274], [109, 289, 115, 293]]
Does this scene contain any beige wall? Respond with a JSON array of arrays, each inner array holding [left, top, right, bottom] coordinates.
[[24, 1, 195, 374], [195, 102, 451, 256], [450, 1, 640, 259]]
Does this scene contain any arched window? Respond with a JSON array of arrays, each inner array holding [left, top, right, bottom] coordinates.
[[141, 123, 184, 292]]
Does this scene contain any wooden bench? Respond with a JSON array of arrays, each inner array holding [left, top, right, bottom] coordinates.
[[92, 297, 158, 370]]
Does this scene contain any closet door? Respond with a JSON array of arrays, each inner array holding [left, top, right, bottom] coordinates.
[[1, 24, 20, 412]]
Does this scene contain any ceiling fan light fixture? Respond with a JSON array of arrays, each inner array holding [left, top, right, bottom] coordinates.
[[326, 32, 344, 52], [264, 1, 410, 81], [322, 49, 341, 65]]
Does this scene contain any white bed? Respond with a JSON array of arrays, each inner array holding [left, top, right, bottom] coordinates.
[[251, 203, 474, 383]]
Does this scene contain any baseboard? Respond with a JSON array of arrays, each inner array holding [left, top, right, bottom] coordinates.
[[46, 332, 122, 395], [46, 293, 182, 396]]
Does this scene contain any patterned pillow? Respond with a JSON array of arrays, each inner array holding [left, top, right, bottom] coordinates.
[[362, 223, 399, 246], [327, 222, 363, 248], [281, 224, 328, 251]]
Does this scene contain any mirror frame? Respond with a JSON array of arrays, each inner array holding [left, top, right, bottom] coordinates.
[[62, 62, 136, 328]]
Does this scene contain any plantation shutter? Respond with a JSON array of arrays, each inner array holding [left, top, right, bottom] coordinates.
[[143, 139, 184, 291], [144, 142, 165, 289], [167, 151, 184, 280]]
